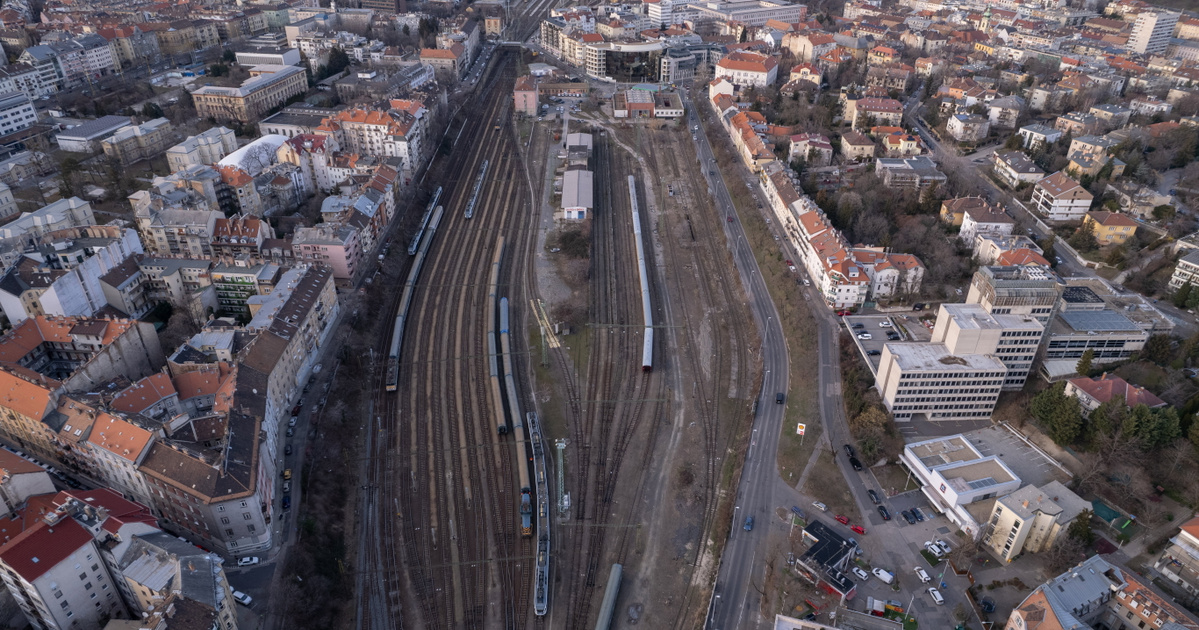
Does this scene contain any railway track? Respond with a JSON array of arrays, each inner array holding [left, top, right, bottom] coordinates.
[[642, 127, 754, 626], [560, 135, 667, 630], [359, 50, 539, 630]]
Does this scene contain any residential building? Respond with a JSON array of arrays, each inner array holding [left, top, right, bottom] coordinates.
[[1065, 373, 1166, 415], [987, 95, 1024, 129], [561, 169, 593, 221], [97, 26, 162, 70], [1004, 556, 1121, 630], [1128, 9, 1180, 55], [421, 45, 466, 82], [899, 434, 1021, 536], [992, 150, 1045, 189], [1130, 96, 1173, 117], [191, 65, 308, 124], [881, 131, 924, 158], [840, 130, 876, 161], [0, 226, 146, 323], [166, 127, 239, 173], [1083, 211, 1137, 245], [947, 113, 991, 142], [714, 51, 778, 88], [211, 263, 280, 314], [960, 203, 1014, 246], [1170, 250, 1199, 291], [788, 133, 833, 166], [1099, 568, 1199, 630], [875, 156, 947, 191], [1017, 123, 1062, 151], [982, 481, 1089, 562], [1154, 517, 1199, 607], [940, 196, 988, 227], [0, 182, 16, 220], [55, 116, 133, 153], [1089, 103, 1132, 130], [974, 234, 1045, 266], [292, 223, 361, 279], [1031, 172, 1094, 221], [514, 75, 538, 116], [787, 62, 822, 89], [0, 91, 35, 136], [845, 97, 903, 130], [0, 449, 54, 513], [1055, 112, 1101, 136], [100, 118, 174, 166]]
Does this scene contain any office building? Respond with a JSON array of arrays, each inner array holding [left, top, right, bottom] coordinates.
[[966, 265, 1062, 324], [1127, 9, 1179, 55], [900, 434, 1021, 536], [982, 481, 1088, 562]]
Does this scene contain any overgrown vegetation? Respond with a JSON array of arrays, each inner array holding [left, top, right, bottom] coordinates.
[[839, 335, 901, 463]]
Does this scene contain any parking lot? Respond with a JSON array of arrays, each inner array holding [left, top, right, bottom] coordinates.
[[843, 314, 909, 374], [962, 425, 1072, 487]]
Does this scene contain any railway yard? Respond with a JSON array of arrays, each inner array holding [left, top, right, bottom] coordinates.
[[351, 40, 760, 629]]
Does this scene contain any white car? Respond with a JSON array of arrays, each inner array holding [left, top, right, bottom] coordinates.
[[233, 591, 253, 606], [857, 333, 872, 340], [914, 566, 931, 583], [935, 539, 953, 554], [924, 541, 944, 557], [879, 320, 892, 327], [872, 568, 894, 584], [851, 567, 870, 581], [237, 557, 259, 567], [927, 587, 944, 605], [812, 501, 828, 511]]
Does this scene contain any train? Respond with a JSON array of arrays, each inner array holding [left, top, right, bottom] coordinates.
[[530, 412, 551, 616], [627, 176, 654, 372], [407, 186, 442, 256], [464, 159, 489, 219], [486, 238, 507, 434], [498, 297, 533, 537], [595, 564, 623, 630], [385, 205, 445, 392]]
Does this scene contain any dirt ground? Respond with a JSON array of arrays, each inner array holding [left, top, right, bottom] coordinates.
[[526, 112, 759, 628]]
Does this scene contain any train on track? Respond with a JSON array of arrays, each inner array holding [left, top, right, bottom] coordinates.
[[596, 564, 623, 630], [487, 238, 507, 434], [464, 159, 489, 219], [407, 186, 442, 256], [385, 205, 445, 392], [530, 412, 551, 616], [497, 297, 534, 537], [628, 176, 654, 372]]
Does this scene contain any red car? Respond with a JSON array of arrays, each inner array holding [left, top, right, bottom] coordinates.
[[851, 525, 866, 535], [835, 514, 850, 525], [836, 310, 852, 317], [727, 216, 734, 222]]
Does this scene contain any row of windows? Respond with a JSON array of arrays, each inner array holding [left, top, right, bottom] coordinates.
[[894, 395, 998, 404], [1046, 350, 1135, 359], [892, 403, 995, 411], [999, 330, 1040, 338], [900, 372, 1004, 380], [893, 410, 992, 419], [898, 380, 1003, 389], [1047, 339, 1134, 349]]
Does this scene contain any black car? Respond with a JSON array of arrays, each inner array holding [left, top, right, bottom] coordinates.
[[877, 505, 891, 521], [887, 332, 900, 340], [843, 444, 856, 458], [867, 350, 881, 356], [282, 495, 291, 510], [284, 445, 293, 456], [901, 510, 916, 524], [867, 489, 881, 504], [852, 323, 865, 329], [849, 457, 863, 471]]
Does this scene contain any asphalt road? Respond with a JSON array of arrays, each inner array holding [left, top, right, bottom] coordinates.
[[698, 92, 964, 629], [683, 93, 790, 630]]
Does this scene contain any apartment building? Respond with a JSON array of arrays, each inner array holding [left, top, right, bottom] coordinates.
[[1016, 123, 1062, 151], [959, 203, 1014, 246], [292, 223, 361, 279], [1065, 373, 1166, 415], [100, 118, 174, 166], [0, 91, 36, 136], [1005, 556, 1119, 629], [1170, 250, 1199, 291], [1128, 9, 1180, 54], [900, 435, 1021, 536], [1154, 517, 1199, 607], [947, 113, 991, 142], [875, 156, 947, 190], [982, 481, 1088, 562], [166, 127, 238, 173], [714, 51, 778, 88], [846, 97, 904, 130], [992, 150, 1045, 189], [1031, 171, 1094, 221], [97, 26, 161, 69], [192, 65, 308, 124]]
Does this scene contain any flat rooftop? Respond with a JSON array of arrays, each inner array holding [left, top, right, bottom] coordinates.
[[939, 459, 1017, 491], [907, 435, 983, 468], [1055, 310, 1143, 333], [885, 343, 1008, 372]]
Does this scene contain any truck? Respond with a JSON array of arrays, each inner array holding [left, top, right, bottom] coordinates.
[[865, 597, 904, 617]]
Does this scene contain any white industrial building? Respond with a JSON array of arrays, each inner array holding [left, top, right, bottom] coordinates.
[[560, 169, 593, 221]]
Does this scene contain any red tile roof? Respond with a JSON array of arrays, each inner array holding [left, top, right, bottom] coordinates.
[[0, 517, 92, 582], [1067, 373, 1165, 408]]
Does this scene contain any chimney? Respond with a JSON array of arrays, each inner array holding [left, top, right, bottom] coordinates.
[[1022, 500, 1029, 509]]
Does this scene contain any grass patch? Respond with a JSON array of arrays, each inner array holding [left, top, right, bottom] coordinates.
[[872, 464, 921, 496], [920, 549, 943, 566], [1114, 361, 1171, 392]]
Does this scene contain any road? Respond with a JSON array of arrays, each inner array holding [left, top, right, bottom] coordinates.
[[697, 92, 964, 629], [683, 92, 790, 630]]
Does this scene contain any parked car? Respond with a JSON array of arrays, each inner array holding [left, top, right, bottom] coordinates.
[[282, 469, 292, 480], [857, 333, 872, 340], [843, 444, 856, 458], [879, 320, 892, 327], [790, 506, 805, 519], [914, 566, 931, 583], [849, 457, 862, 471], [935, 539, 952, 554], [901, 510, 916, 524], [866, 349, 881, 356], [867, 489, 880, 504], [284, 445, 292, 456], [872, 568, 894, 584], [836, 310, 852, 316], [877, 506, 891, 520], [744, 516, 754, 531], [237, 557, 259, 567], [835, 514, 850, 525], [282, 495, 291, 510], [912, 508, 925, 522], [851, 567, 870, 581], [291, 404, 302, 416], [283, 481, 291, 493], [887, 332, 900, 340], [776, 393, 785, 404], [286, 426, 295, 437], [288, 416, 298, 427], [852, 323, 865, 329], [812, 501, 828, 511], [927, 587, 944, 605], [851, 525, 866, 535], [233, 591, 253, 606], [924, 541, 944, 557]]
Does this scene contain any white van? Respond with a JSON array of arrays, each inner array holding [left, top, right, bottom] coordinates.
[[872, 568, 894, 584], [812, 501, 828, 511], [927, 587, 944, 605]]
